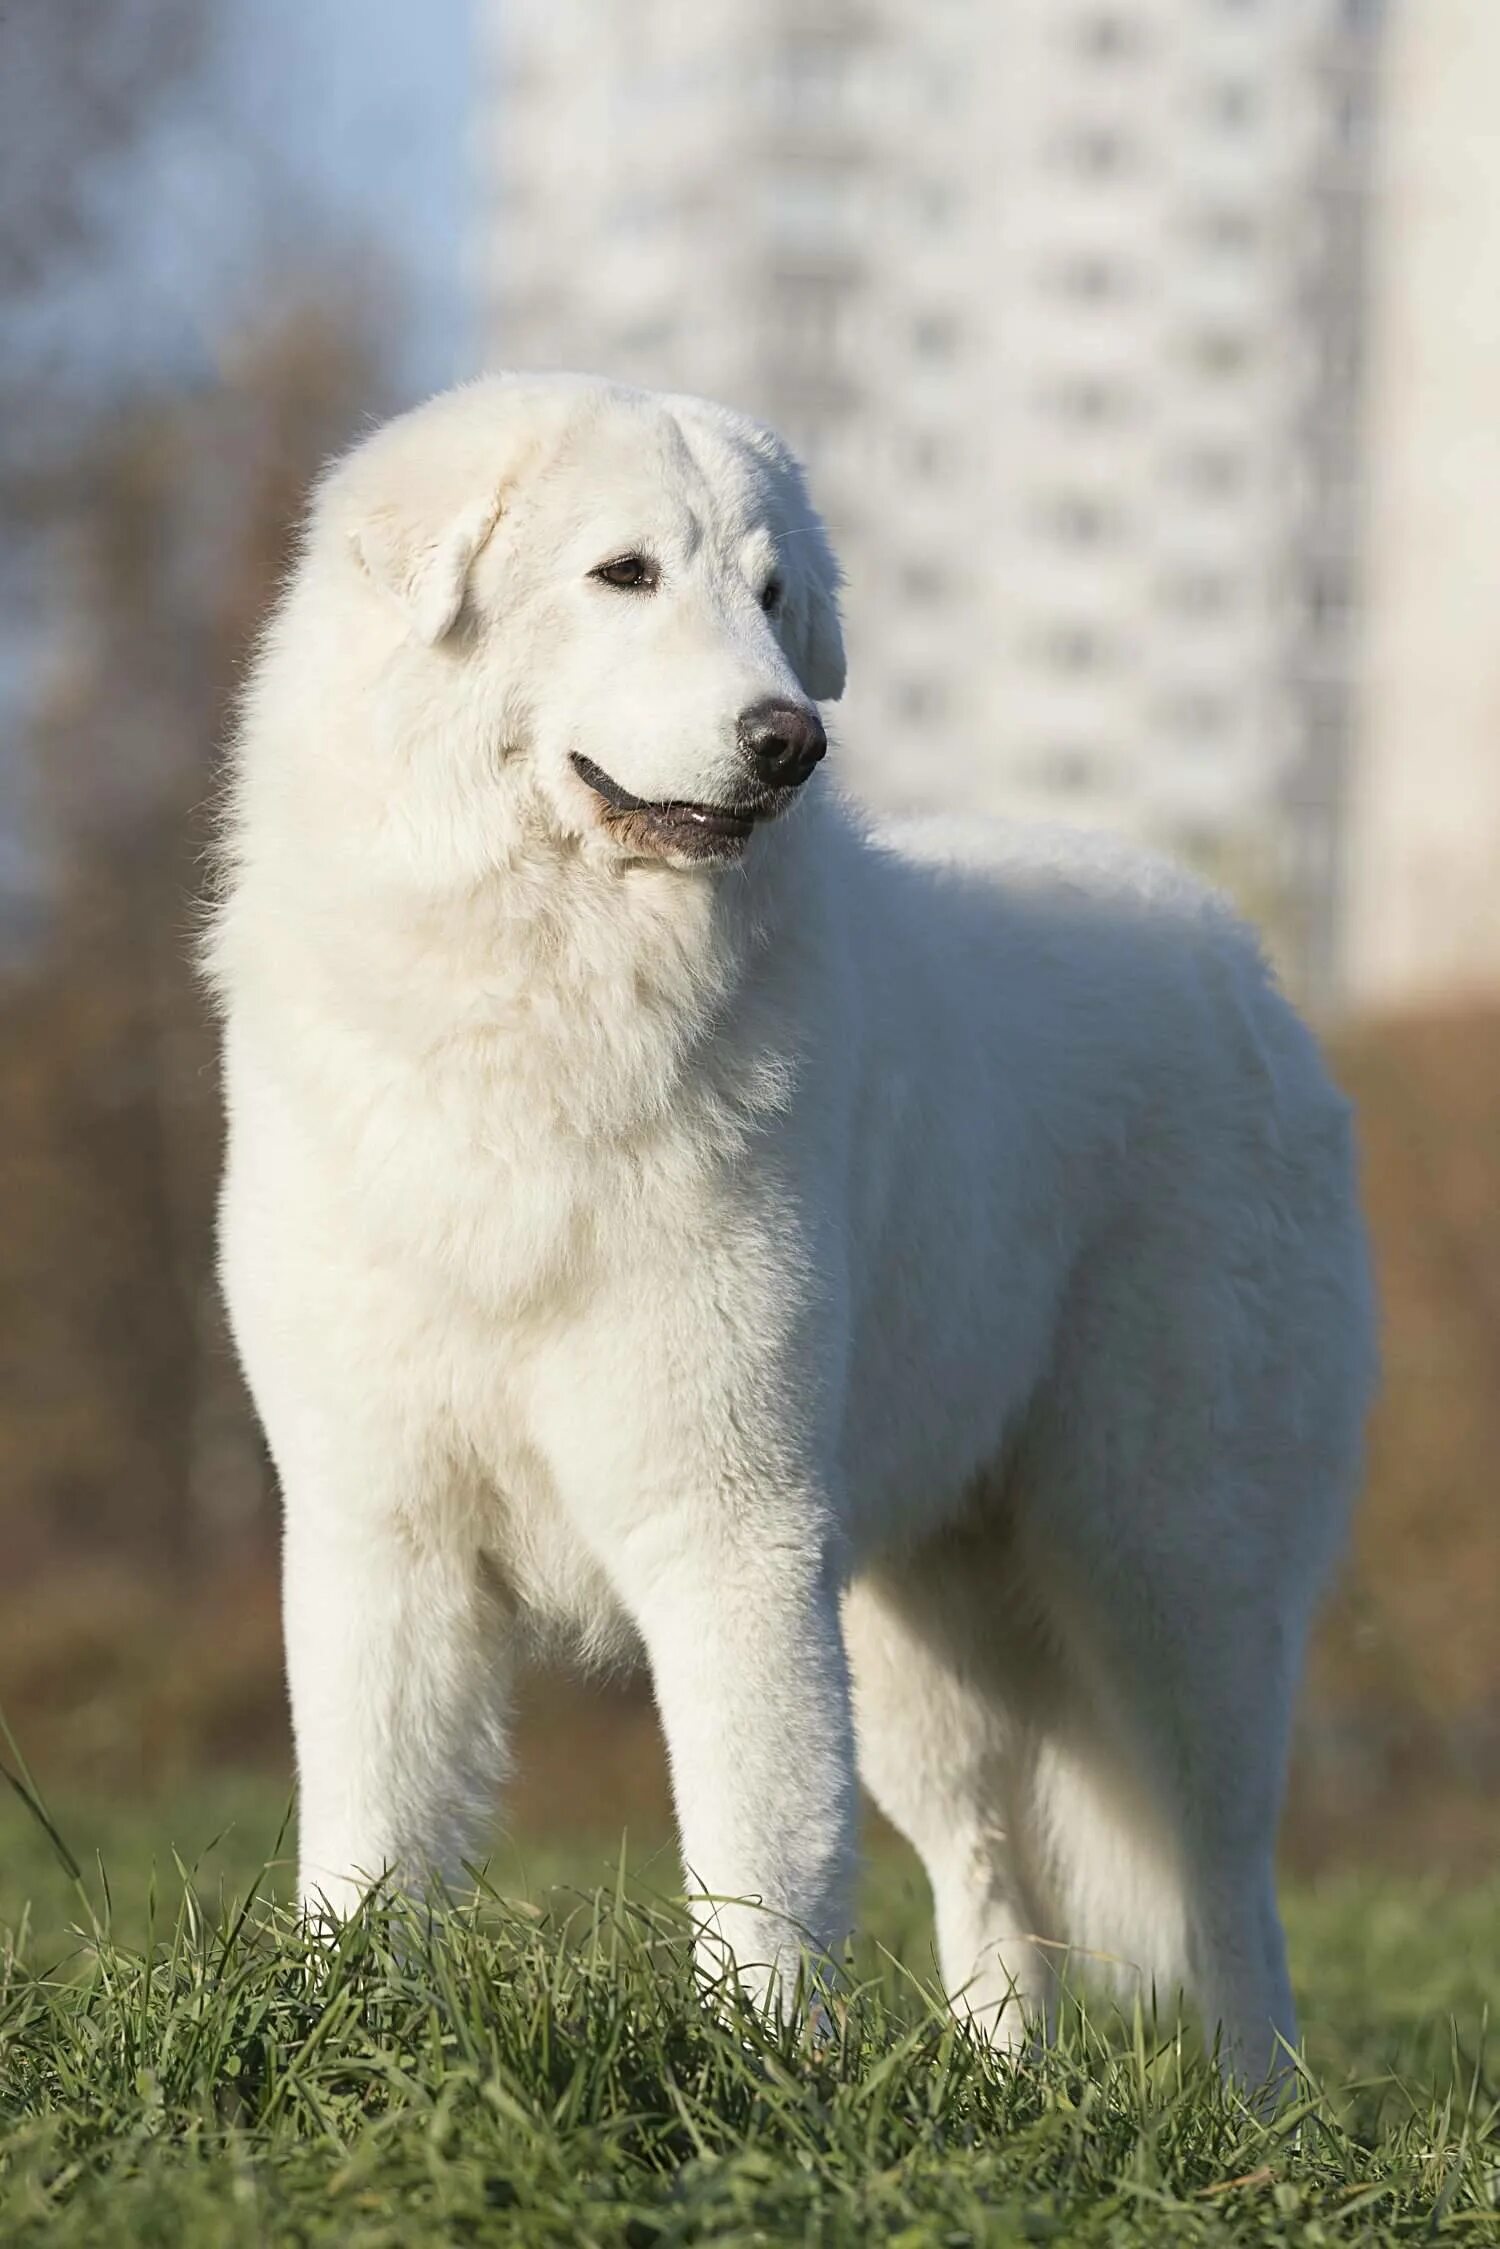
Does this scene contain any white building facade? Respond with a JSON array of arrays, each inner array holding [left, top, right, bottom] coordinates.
[[484, 0, 1383, 1006], [1344, 0, 1500, 1014]]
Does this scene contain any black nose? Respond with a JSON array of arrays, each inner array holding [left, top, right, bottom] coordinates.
[[738, 697, 827, 790]]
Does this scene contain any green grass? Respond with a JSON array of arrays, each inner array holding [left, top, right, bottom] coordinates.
[[1, 1784, 1496, 2244]]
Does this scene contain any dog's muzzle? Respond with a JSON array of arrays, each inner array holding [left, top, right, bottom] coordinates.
[[570, 704, 825, 864], [738, 698, 827, 791]]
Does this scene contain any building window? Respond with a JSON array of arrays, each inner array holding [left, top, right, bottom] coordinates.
[[1033, 747, 1099, 791], [1051, 253, 1133, 302], [771, 271, 842, 355], [1304, 563, 1352, 632], [1172, 822, 1230, 873], [912, 178, 956, 225], [766, 167, 845, 245], [1164, 570, 1235, 617], [1057, 125, 1136, 178], [1036, 622, 1115, 674], [908, 430, 952, 479], [1177, 444, 1245, 496], [613, 191, 666, 236], [1333, 80, 1372, 152], [1211, 82, 1258, 129], [1074, 11, 1145, 61], [1191, 329, 1255, 378], [619, 316, 677, 355], [898, 559, 950, 602], [893, 677, 947, 723], [770, 37, 845, 121], [1037, 492, 1122, 544], [1047, 374, 1135, 425], [1164, 692, 1231, 740], [912, 311, 959, 358], [1197, 206, 1259, 255]]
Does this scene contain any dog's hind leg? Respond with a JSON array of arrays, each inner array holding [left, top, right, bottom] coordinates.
[[1021, 1638, 1301, 2095], [848, 1510, 1303, 2092], [844, 1537, 1064, 2050], [1014, 1467, 1311, 2096]]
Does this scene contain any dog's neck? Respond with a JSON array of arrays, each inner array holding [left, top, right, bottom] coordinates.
[[217, 783, 831, 1148]]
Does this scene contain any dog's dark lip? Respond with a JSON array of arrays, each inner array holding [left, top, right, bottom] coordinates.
[[569, 752, 769, 837]]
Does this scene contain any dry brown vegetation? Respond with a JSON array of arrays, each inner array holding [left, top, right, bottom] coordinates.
[[1289, 1007, 1500, 1869], [4, 894, 1495, 1868], [0, 314, 1494, 1869]]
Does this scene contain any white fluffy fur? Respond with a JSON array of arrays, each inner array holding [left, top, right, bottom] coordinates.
[[208, 374, 1376, 2085]]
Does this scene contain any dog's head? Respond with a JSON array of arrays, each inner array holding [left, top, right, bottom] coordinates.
[[310, 375, 845, 872]]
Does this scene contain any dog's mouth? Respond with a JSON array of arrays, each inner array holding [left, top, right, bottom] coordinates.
[[569, 753, 782, 862]]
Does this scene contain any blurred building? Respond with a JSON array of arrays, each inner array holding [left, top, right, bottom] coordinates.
[[485, 2, 1383, 1007], [1344, 0, 1500, 1013]]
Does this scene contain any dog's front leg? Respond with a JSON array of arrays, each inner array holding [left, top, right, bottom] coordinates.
[[280, 1483, 513, 1922], [613, 1512, 858, 2017]]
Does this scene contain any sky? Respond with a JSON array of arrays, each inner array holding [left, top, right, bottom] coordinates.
[[0, 0, 475, 938], [211, 0, 474, 391], [7, 0, 474, 430]]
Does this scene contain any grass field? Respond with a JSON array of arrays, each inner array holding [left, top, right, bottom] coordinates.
[[1, 1781, 1496, 2245]]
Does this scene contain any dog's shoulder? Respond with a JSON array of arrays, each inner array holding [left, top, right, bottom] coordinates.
[[860, 809, 1341, 1128]]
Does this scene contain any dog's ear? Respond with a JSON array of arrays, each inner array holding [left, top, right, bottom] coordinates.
[[787, 519, 847, 703], [755, 428, 847, 702], [319, 384, 559, 646], [349, 489, 503, 646]]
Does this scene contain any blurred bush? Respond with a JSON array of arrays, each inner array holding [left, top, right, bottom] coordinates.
[[0, 311, 1494, 1871], [1289, 1006, 1500, 1870], [0, 295, 379, 1586]]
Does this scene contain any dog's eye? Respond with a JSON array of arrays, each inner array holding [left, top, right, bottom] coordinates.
[[760, 576, 784, 614], [590, 553, 658, 592]]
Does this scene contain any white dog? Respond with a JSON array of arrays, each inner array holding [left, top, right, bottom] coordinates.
[[209, 375, 1376, 2085]]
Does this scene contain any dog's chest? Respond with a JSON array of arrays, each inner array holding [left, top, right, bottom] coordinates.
[[339, 1038, 762, 1375], [350, 1092, 604, 1321]]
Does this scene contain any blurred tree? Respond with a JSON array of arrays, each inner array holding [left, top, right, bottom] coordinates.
[[0, 0, 404, 1763], [0, 0, 204, 496], [1295, 1004, 1500, 1870], [0, 0, 214, 964], [0, 0, 200, 292], [0, 295, 382, 1578]]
